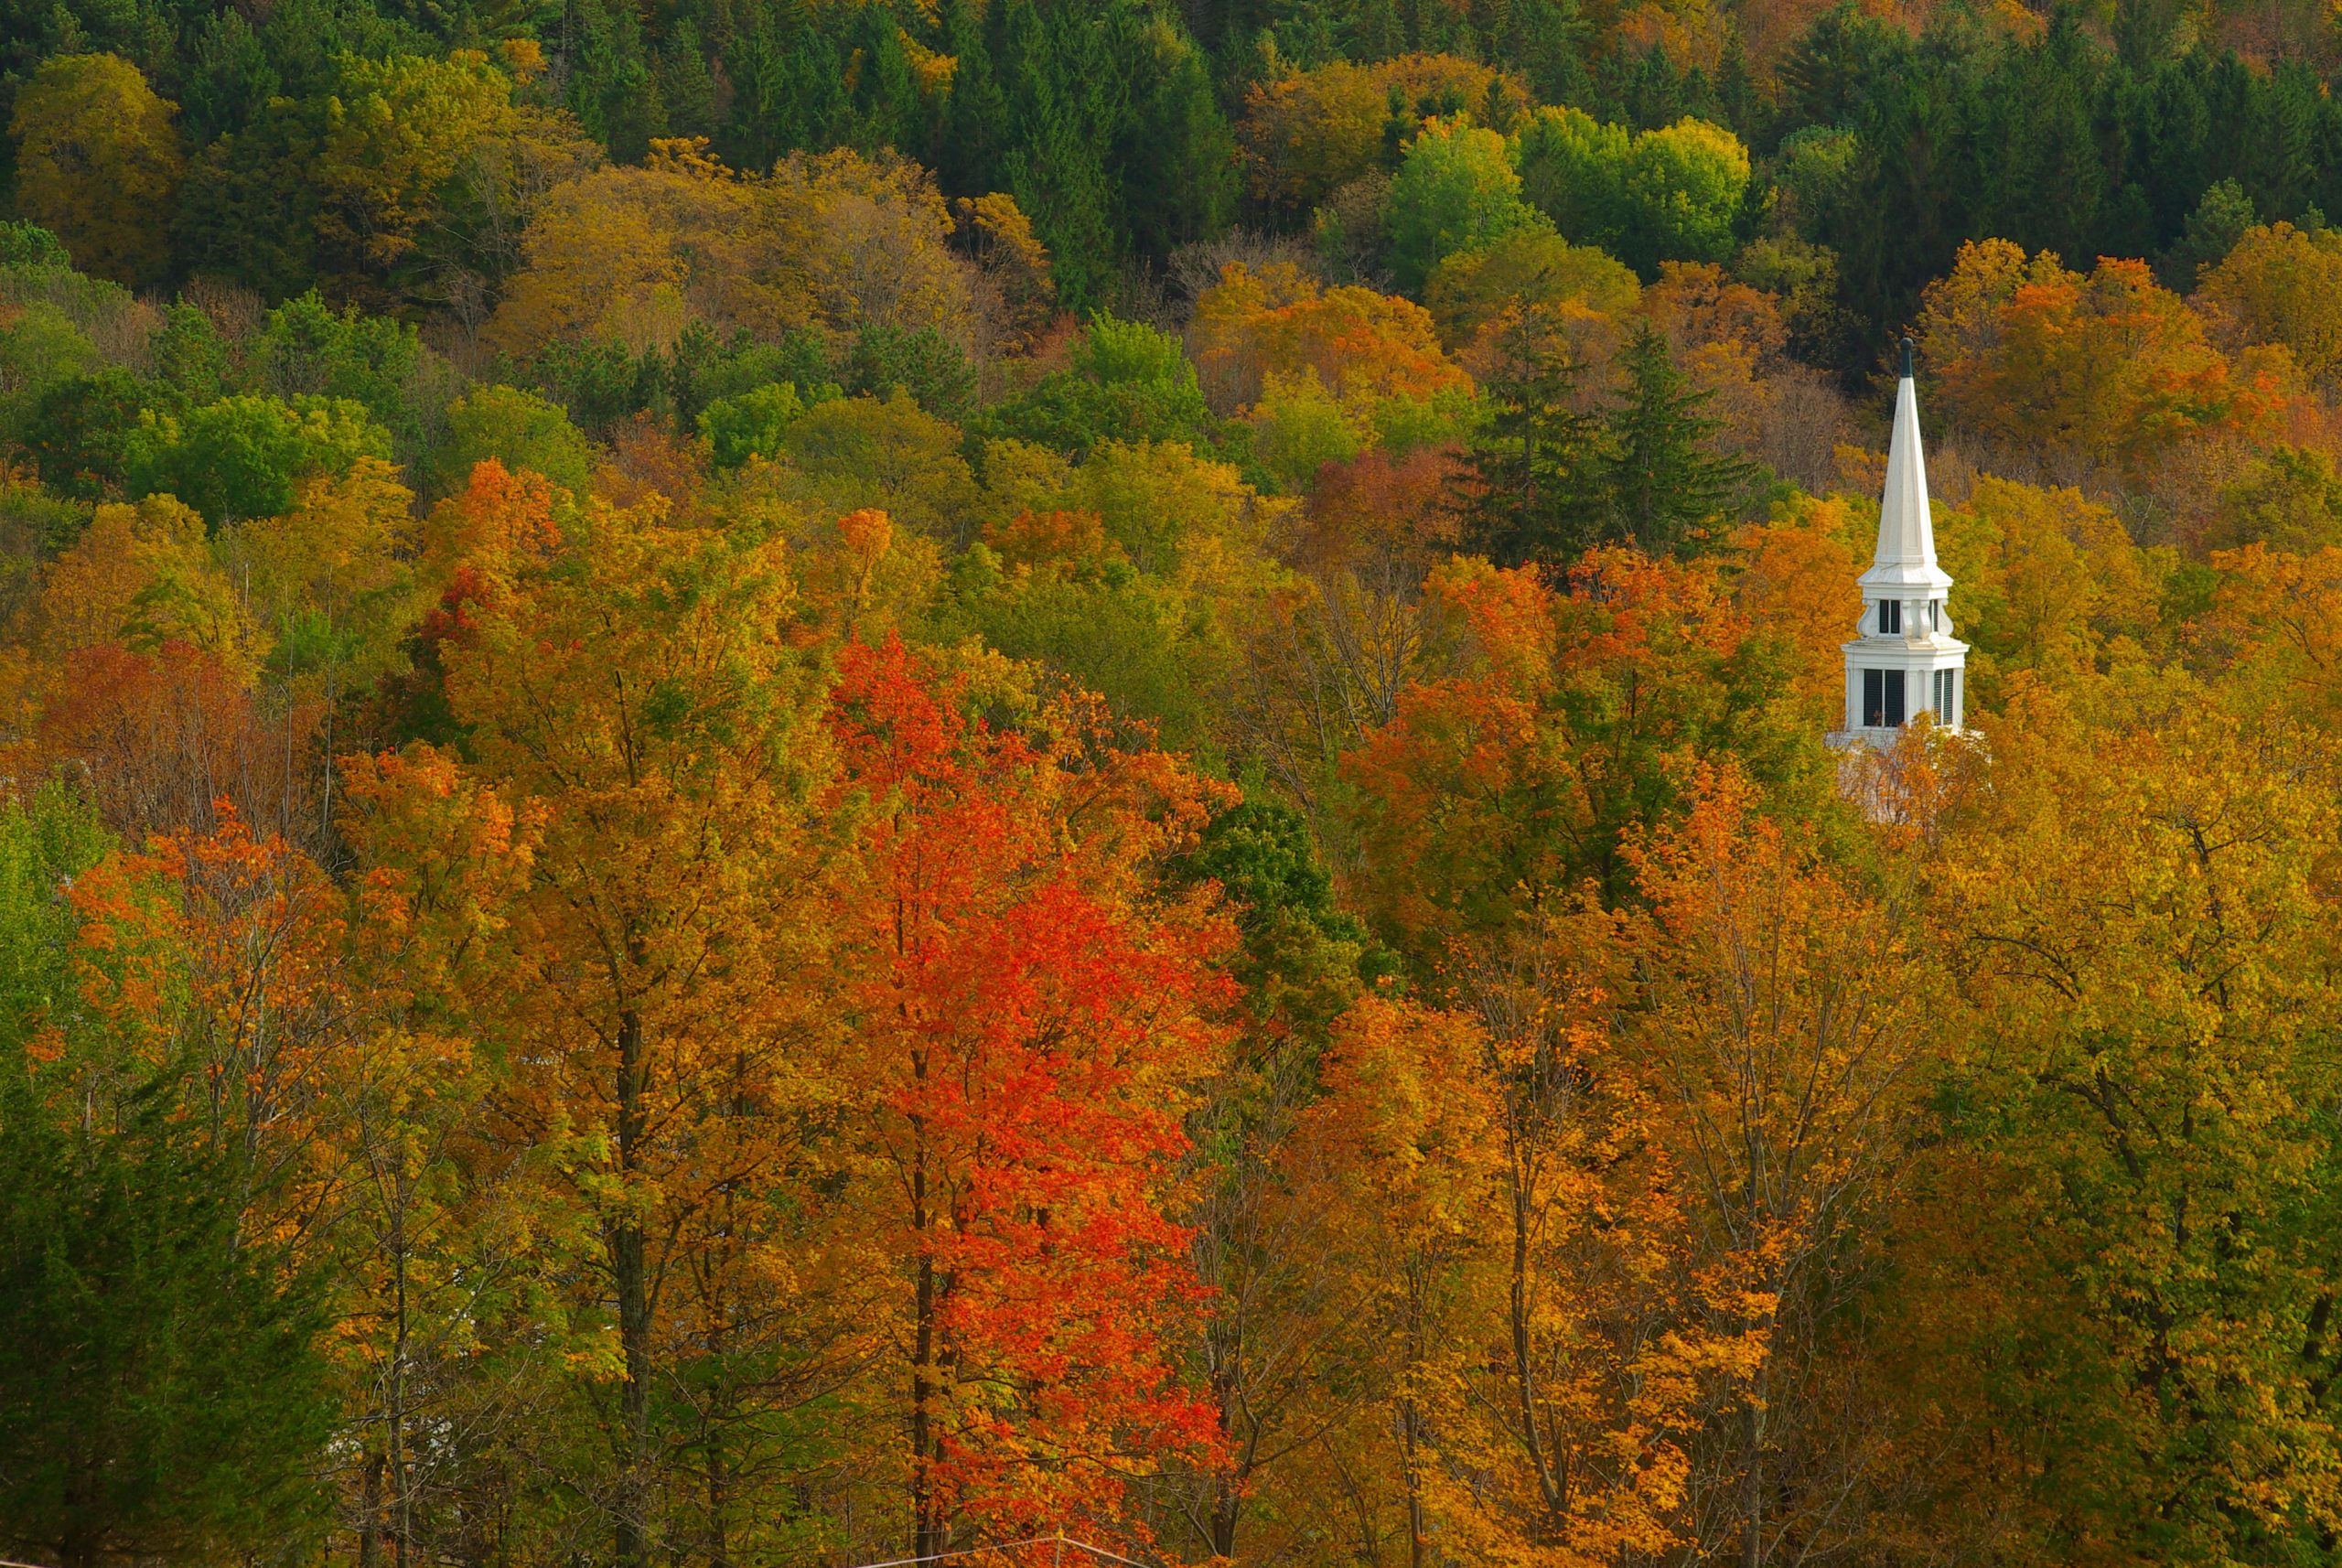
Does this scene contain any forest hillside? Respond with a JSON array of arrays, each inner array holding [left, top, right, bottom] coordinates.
[[5, 2, 2342, 1566]]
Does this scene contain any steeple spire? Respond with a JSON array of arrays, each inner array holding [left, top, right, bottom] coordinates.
[[1827, 337, 1968, 748], [1864, 336, 1950, 591]]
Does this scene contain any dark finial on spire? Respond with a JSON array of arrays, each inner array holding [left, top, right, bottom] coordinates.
[[1900, 335, 1915, 380]]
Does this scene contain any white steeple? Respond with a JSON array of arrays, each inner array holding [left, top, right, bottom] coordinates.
[[1827, 338, 1967, 748]]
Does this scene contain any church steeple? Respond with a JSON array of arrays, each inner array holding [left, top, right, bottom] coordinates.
[[1827, 338, 1968, 748]]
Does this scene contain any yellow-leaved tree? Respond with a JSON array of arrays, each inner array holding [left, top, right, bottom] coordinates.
[[1925, 669, 2342, 1562], [7, 52, 184, 288], [350, 491, 859, 1568]]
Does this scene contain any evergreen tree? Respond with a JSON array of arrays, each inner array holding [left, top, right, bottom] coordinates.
[[933, 0, 1005, 197], [1775, 4, 1913, 139], [177, 9, 277, 144], [1982, 12, 2109, 264], [843, 4, 919, 156], [990, 0, 1126, 308], [0, 790, 331, 1568], [1348, 0, 1406, 60], [565, 0, 665, 161], [2161, 176, 2256, 286], [1464, 315, 1611, 566], [1514, 0, 1591, 106], [0, 1093, 334, 1568], [1603, 321, 1752, 554], [174, 93, 328, 300], [1119, 23, 1239, 262], [2247, 59, 2321, 224], [656, 21, 718, 140], [720, 0, 848, 171], [1716, 27, 1756, 141], [1616, 44, 1688, 131]]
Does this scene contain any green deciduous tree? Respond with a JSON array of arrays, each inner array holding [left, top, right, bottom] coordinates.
[[1384, 117, 1551, 294], [1513, 105, 1748, 277], [980, 314, 1219, 458], [1621, 116, 1749, 273], [25, 367, 154, 499], [126, 394, 392, 529], [432, 384, 594, 495], [698, 381, 804, 469], [1513, 104, 1631, 256]]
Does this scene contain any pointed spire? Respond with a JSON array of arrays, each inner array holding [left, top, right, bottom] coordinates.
[[1862, 335, 1951, 590]]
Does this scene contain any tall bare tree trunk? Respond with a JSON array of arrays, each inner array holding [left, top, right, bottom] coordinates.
[[615, 1002, 651, 1568]]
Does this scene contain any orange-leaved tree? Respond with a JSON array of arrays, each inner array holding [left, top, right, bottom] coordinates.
[[1917, 240, 2284, 472], [1434, 905, 1742, 1568], [65, 805, 346, 1219], [826, 636, 1235, 1552], [1188, 262, 1471, 414], [1628, 768, 1929, 1566], [1340, 549, 1818, 936]]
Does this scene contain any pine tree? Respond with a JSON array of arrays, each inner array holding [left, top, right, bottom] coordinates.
[[1464, 315, 1612, 567], [1603, 321, 1753, 555], [844, 4, 919, 156], [565, 0, 666, 161], [2161, 177, 2256, 287], [656, 21, 718, 139], [1349, 0, 1406, 61], [0, 1091, 333, 1568], [1119, 23, 1237, 262], [0, 790, 330, 1568], [1716, 26, 1757, 140], [933, 0, 1004, 198], [992, 0, 1125, 309], [1509, 0, 1592, 111]]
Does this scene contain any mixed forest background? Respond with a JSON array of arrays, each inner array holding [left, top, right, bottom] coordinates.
[[15, 0, 2342, 1565]]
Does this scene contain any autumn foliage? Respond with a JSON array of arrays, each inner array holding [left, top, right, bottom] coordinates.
[[829, 637, 1232, 1544], [31, 8, 2342, 1567], [1918, 240, 2289, 470]]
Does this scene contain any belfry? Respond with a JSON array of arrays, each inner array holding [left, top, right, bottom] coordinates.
[[1828, 338, 1966, 748]]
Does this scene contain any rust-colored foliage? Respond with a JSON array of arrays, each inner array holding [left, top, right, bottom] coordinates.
[[33, 641, 314, 843]]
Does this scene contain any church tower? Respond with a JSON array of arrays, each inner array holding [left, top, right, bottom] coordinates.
[[1828, 338, 1966, 747]]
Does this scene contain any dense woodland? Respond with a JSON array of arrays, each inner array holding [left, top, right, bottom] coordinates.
[[17, 0, 2342, 1565]]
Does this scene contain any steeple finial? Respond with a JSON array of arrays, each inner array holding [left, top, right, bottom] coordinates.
[[1899, 334, 1914, 380]]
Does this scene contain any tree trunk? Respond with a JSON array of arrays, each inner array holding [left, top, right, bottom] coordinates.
[[389, 1194, 410, 1568], [909, 1024, 945, 1561], [615, 1003, 651, 1568], [1741, 1363, 1767, 1568], [912, 1239, 944, 1561], [1208, 1319, 1245, 1558], [1510, 1158, 1553, 1513], [707, 1405, 730, 1568], [1402, 1266, 1430, 1568], [358, 1451, 384, 1568]]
